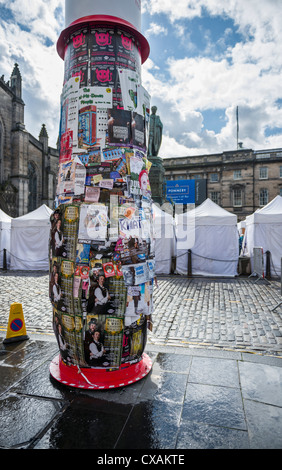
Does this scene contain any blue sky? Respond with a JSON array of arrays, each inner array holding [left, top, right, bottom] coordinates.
[[1, 0, 282, 158]]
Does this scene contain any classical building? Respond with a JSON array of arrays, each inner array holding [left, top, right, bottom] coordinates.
[[163, 147, 282, 221], [0, 64, 59, 217]]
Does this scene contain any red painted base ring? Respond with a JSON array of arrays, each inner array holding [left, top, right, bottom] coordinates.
[[50, 353, 152, 390]]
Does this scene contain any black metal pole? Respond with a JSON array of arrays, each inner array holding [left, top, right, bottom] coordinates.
[[188, 249, 192, 278], [3, 248, 7, 271], [265, 250, 271, 279]]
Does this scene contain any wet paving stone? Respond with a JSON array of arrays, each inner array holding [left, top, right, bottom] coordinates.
[[176, 420, 250, 449], [0, 394, 64, 448], [183, 383, 247, 430], [188, 356, 240, 388], [34, 397, 132, 449], [243, 400, 282, 449], [116, 400, 182, 449]]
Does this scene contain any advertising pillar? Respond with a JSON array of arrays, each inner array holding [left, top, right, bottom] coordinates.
[[49, 0, 154, 389]]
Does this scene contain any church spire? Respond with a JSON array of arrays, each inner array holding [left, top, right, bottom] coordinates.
[[10, 63, 22, 99], [39, 124, 49, 153]]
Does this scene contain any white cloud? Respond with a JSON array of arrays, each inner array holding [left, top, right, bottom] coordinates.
[[143, 0, 202, 21], [146, 22, 168, 37], [143, 0, 282, 156], [0, 1, 65, 146]]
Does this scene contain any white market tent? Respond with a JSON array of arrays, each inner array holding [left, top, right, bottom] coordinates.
[[243, 195, 282, 277], [0, 208, 12, 268], [10, 204, 53, 270], [175, 198, 239, 277], [152, 204, 176, 274]]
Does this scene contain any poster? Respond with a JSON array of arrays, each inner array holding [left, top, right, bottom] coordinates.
[[131, 112, 145, 150], [78, 204, 108, 243], [59, 259, 75, 314], [118, 68, 140, 111], [107, 108, 131, 146], [84, 313, 124, 369], [85, 186, 100, 202], [122, 262, 150, 286], [56, 157, 86, 196], [121, 319, 147, 364], [78, 86, 113, 109], [50, 26, 154, 372]]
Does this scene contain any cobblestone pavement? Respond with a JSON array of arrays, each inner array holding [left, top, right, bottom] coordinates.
[[0, 271, 282, 356]]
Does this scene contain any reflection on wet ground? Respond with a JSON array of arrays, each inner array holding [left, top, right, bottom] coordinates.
[[1, 335, 282, 449]]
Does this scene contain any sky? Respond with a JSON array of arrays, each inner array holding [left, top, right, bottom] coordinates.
[[1, 0, 282, 158]]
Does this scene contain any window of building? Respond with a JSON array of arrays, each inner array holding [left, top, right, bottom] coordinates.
[[28, 162, 37, 212], [280, 166, 282, 178], [233, 188, 242, 207], [210, 173, 219, 182], [259, 189, 268, 206], [280, 188, 282, 197], [259, 167, 268, 179], [210, 191, 220, 205], [233, 170, 242, 180]]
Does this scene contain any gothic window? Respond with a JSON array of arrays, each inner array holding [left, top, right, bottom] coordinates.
[[28, 162, 37, 212]]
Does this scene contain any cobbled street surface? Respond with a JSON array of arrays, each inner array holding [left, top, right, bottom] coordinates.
[[1, 271, 282, 356]]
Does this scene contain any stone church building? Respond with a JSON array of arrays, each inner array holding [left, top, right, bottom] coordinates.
[[0, 64, 59, 217]]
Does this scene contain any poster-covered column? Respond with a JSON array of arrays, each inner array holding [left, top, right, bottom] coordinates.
[[49, 0, 155, 388]]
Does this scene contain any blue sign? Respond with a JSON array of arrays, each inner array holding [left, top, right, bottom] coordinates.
[[166, 180, 195, 204]]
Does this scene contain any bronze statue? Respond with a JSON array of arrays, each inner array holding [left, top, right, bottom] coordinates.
[[148, 106, 163, 157]]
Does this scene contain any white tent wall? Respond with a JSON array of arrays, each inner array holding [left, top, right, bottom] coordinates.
[[152, 204, 176, 274], [175, 199, 239, 277], [244, 196, 282, 277], [0, 209, 12, 269], [10, 205, 53, 271]]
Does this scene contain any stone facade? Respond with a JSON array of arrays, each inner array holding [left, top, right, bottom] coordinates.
[[0, 64, 59, 217], [164, 148, 282, 221]]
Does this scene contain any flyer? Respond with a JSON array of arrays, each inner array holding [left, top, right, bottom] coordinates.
[[118, 68, 140, 111], [84, 313, 124, 369], [59, 259, 75, 315], [59, 130, 73, 165], [62, 204, 80, 260], [121, 262, 150, 286], [85, 186, 100, 202], [131, 112, 145, 150], [78, 86, 113, 109], [76, 243, 91, 264], [118, 237, 148, 265], [78, 204, 108, 243], [56, 157, 86, 196], [121, 319, 147, 364], [60, 76, 80, 158], [107, 108, 131, 146]]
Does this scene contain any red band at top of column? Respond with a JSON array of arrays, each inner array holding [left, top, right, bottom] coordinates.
[[57, 6, 150, 64]]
